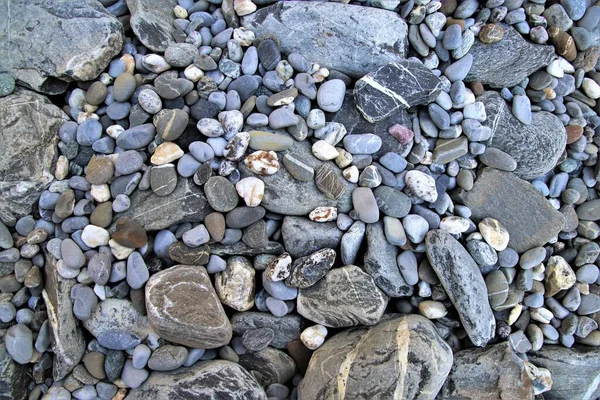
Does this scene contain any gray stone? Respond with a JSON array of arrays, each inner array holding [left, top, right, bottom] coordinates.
[[459, 168, 565, 253], [354, 60, 442, 123], [297, 265, 388, 328], [0, 0, 123, 94], [300, 315, 452, 400], [0, 89, 68, 219], [204, 176, 239, 213], [242, 328, 275, 352], [286, 248, 335, 288], [147, 345, 187, 371], [242, 2, 408, 78], [374, 186, 411, 218], [466, 24, 556, 88], [281, 217, 343, 258], [479, 92, 566, 179], [125, 360, 266, 399], [0, 343, 30, 399], [425, 230, 495, 346], [150, 165, 177, 197], [239, 347, 296, 386], [127, 0, 176, 52], [116, 124, 156, 150], [231, 312, 302, 349]]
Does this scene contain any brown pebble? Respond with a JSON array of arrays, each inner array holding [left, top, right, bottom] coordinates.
[[573, 46, 599, 73], [445, 17, 465, 30], [54, 189, 76, 219], [550, 29, 577, 61], [90, 202, 113, 228], [26, 228, 47, 245], [440, 0, 457, 16], [566, 125, 584, 144], [240, 95, 257, 118], [471, 81, 484, 96], [82, 352, 107, 380], [86, 155, 115, 185], [85, 82, 108, 106], [205, 212, 226, 242], [24, 266, 42, 288], [112, 218, 148, 248], [286, 339, 312, 375], [168, 242, 210, 265], [479, 24, 504, 44]]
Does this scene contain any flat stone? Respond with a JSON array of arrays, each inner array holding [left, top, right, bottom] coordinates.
[[231, 312, 302, 349], [458, 168, 565, 253], [204, 176, 239, 213], [168, 243, 210, 265], [281, 217, 343, 258], [300, 315, 452, 400], [425, 230, 495, 346], [242, 2, 408, 78], [286, 248, 336, 288], [150, 165, 178, 196], [127, 0, 176, 52]]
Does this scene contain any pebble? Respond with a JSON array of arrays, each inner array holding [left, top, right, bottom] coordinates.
[[316, 79, 346, 112], [403, 214, 429, 243], [343, 134, 382, 155], [182, 224, 211, 247], [312, 140, 339, 161], [147, 345, 188, 371], [244, 150, 280, 175], [512, 94, 532, 124], [404, 170, 438, 203], [204, 176, 239, 212], [479, 147, 518, 171], [479, 218, 509, 251], [352, 187, 379, 224], [300, 325, 328, 350]]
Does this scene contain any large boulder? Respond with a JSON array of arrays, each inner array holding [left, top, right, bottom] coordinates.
[[0, 0, 123, 94], [124, 360, 266, 399], [127, 0, 178, 52], [479, 91, 566, 180], [241, 1, 408, 78], [299, 315, 453, 399], [0, 89, 68, 221]]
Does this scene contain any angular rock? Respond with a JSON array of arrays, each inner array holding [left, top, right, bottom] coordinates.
[[114, 178, 211, 231], [354, 61, 442, 123], [168, 243, 210, 265], [286, 248, 336, 288], [300, 315, 453, 400], [210, 241, 284, 257], [479, 92, 566, 179], [239, 347, 296, 386], [42, 252, 85, 380], [215, 256, 255, 312], [145, 265, 232, 349], [281, 217, 343, 258], [124, 360, 266, 399], [127, 0, 177, 52], [0, 0, 123, 94], [0, 89, 68, 219], [441, 343, 535, 399], [459, 168, 565, 253], [466, 24, 556, 88], [231, 312, 302, 349], [0, 343, 30, 400], [425, 230, 495, 346], [241, 2, 408, 78], [297, 265, 388, 328]]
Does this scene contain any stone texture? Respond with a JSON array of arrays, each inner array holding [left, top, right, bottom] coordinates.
[[479, 92, 566, 179], [231, 312, 302, 349], [238, 347, 296, 386], [145, 265, 232, 349], [300, 315, 452, 400], [354, 60, 442, 122], [0, 343, 30, 400], [0, 0, 123, 94], [0, 89, 68, 219], [425, 230, 495, 347], [441, 342, 535, 399], [281, 216, 343, 258], [127, 0, 177, 52], [297, 265, 388, 328], [124, 360, 266, 399], [458, 168, 565, 253], [466, 24, 556, 88], [115, 178, 211, 231], [241, 2, 408, 78]]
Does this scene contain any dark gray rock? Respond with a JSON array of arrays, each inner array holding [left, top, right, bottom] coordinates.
[[281, 217, 343, 258], [127, 0, 177, 52], [529, 346, 600, 400], [441, 343, 535, 399], [230, 312, 302, 349], [425, 230, 495, 347], [115, 178, 211, 231], [238, 347, 296, 386], [0, 0, 123, 94], [465, 24, 555, 88], [286, 248, 335, 288], [210, 241, 284, 257], [364, 222, 412, 297], [297, 265, 388, 328], [458, 168, 565, 253], [300, 315, 452, 400], [124, 360, 266, 399], [241, 2, 408, 78], [479, 91, 566, 179], [0, 343, 30, 400], [354, 61, 442, 123], [0, 89, 68, 219]]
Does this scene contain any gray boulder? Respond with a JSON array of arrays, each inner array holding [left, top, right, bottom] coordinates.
[[458, 168, 564, 253], [127, 0, 178, 52], [281, 217, 343, 258], [299, 315, 453, 400], [465, 24, 555, 88], [0, 0, 123, 94], [238, 347, 296, 386], [230, 312, 302, 349], [425, 229, 495, 347], [124, 360, 266, 399], [0, 344, 30, 400], [0, 89, 68, 221], [241, 1, 408, 78], [480, 91, 566, 180]]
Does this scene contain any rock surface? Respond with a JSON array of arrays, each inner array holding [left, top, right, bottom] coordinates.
[[0, 89, 68, 219], [300, 315, 453, 400], [127, 0, 177, 52], [281, 217, 343, 258], [479, 92, 566, 179], [425, 229, 495, 346], [241, 2, 408, 78], [0, 0, 123, 94], [230, 312, 302, 349], [459, 168, 565, 253], [466, 24, 556, 88], [0, 344, 30, 400]]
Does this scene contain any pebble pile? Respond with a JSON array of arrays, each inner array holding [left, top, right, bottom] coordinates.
[[0, 0, 599, 398]]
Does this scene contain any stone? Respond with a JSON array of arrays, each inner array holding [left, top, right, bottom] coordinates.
[[112, 218, 147, 249], [352, 187, 379, 224], [249, 131, 294, 151], [204, 176, 239, 212], [127, 0, 177, 52], [150, 165, 177, 197], [5, 324, 32, 364], [300, 315, 452, 400], [147, 346, 188, 371], [116, 178, 211, 231], [281, 217, 343, 258], [405, 170, 438, 203], [459, 168, 565, 253], [374, 186, 411, 218], [0, 89, 68, 219], [441, 343, 535, 399], [244, 151, 279, 175], [0, 0, 123, 94], [479, 92, 566, 179], [316, 79, 346, 113], [242, 2, 408, 78], [354, 60, 442, 122], [0, 343, 30, 399], [238, 347, 296, 386], [215, 256, 255, 311], [545, 256, 576, 297], [286, 248, 336, 288], [479, 217, 510, 251], [168, 243, 210, 265], [425, 230, 495, 346], [343, 134, 383, 155], [297, 265, 387, 328], [154, 109, 188, 141], [465, 24, 555, 88], [231, 312, 302, 349], [124, 360, 267, 399]]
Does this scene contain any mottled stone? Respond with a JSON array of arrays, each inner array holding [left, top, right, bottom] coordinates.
[[215, 256, 255, 311], [127, 0, 177, 52], [281, 217, 343, 258], [238, 347, 296, 386], [0, 343, 30, 400], [231, 312, 302, 349], [286, 248, 335, 288]]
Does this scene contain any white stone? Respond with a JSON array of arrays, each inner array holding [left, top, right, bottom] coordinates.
[[109, 239, 135, 260], [55, 156, 69, 180], [312, 140, 339, 161], [507, 304, 522, 325], [142, 54, 171, 73], [173, 5, 188, 18], [233, 27, 255, 46], [343, 166, 359, 183], [94, 284, 106, 301], [236, 177, 264, 207], [244, 150, 279, 175], [582, 78, 600, 100], [546, 60, 564, 78], [405, 170, 438, 203], [90, 184, 111, 203], [150, 142, 184, 165], [418, 300, 447, 319], [557, 56, 575, 73], [300, 324, 328, 350], [530, 307, 553, 324], [439, 216, 470, 234], [334, 149, 353, 168], [184, 65, 204, 82], [479, 217, 509, 251], [106, 125, 125, 139], [309, 207, 338, 222], [264, 253, 292, 282], [234, 0, 257, 16], [81, 225, 110, 248]]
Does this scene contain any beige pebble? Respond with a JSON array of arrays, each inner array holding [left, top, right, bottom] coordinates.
[[312, 140, 339, 161], [55, 156, 69, 180], [478, 217, 509, 251], [244, 150, 279, 175], [233, 0, 257, 16], [90, 184, 111, 203], [343, 166, 359, 183], [109, 239, 135, 260], [151, 142, 184, 165], [173, 5, 188, 18], [301, 325, 328, 350], [81, 225, 110, 248], [236, 177, 264, 207], [418, 300, 448, 319]]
